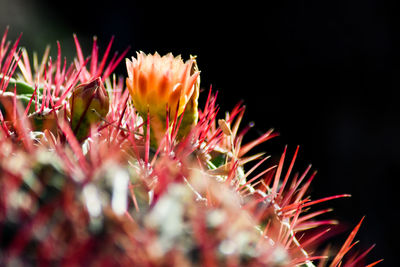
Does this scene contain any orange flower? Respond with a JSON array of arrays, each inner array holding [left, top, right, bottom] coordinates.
[[126, 52, 200, 121], [126, 52, 200, 145]]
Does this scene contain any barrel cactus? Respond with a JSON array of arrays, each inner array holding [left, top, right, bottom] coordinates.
[[0, 27, 381, 266]]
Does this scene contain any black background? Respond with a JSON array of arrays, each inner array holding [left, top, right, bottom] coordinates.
[[1, 0, 398, 265]]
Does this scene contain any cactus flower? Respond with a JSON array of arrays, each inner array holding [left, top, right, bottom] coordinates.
[[69, 77, 109, 141], [126, 52, 200, 145]]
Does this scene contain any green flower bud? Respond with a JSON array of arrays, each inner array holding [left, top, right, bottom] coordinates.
[[69, 77, 109, 141]]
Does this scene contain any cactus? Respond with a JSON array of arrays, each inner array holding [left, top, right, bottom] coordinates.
[[0, 27, 382, 266]]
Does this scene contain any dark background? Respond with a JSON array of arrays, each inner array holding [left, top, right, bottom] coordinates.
[[1, 0, 397, 265]]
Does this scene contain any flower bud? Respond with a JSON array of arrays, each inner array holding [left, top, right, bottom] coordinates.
[[69, 77, 109, 141]]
